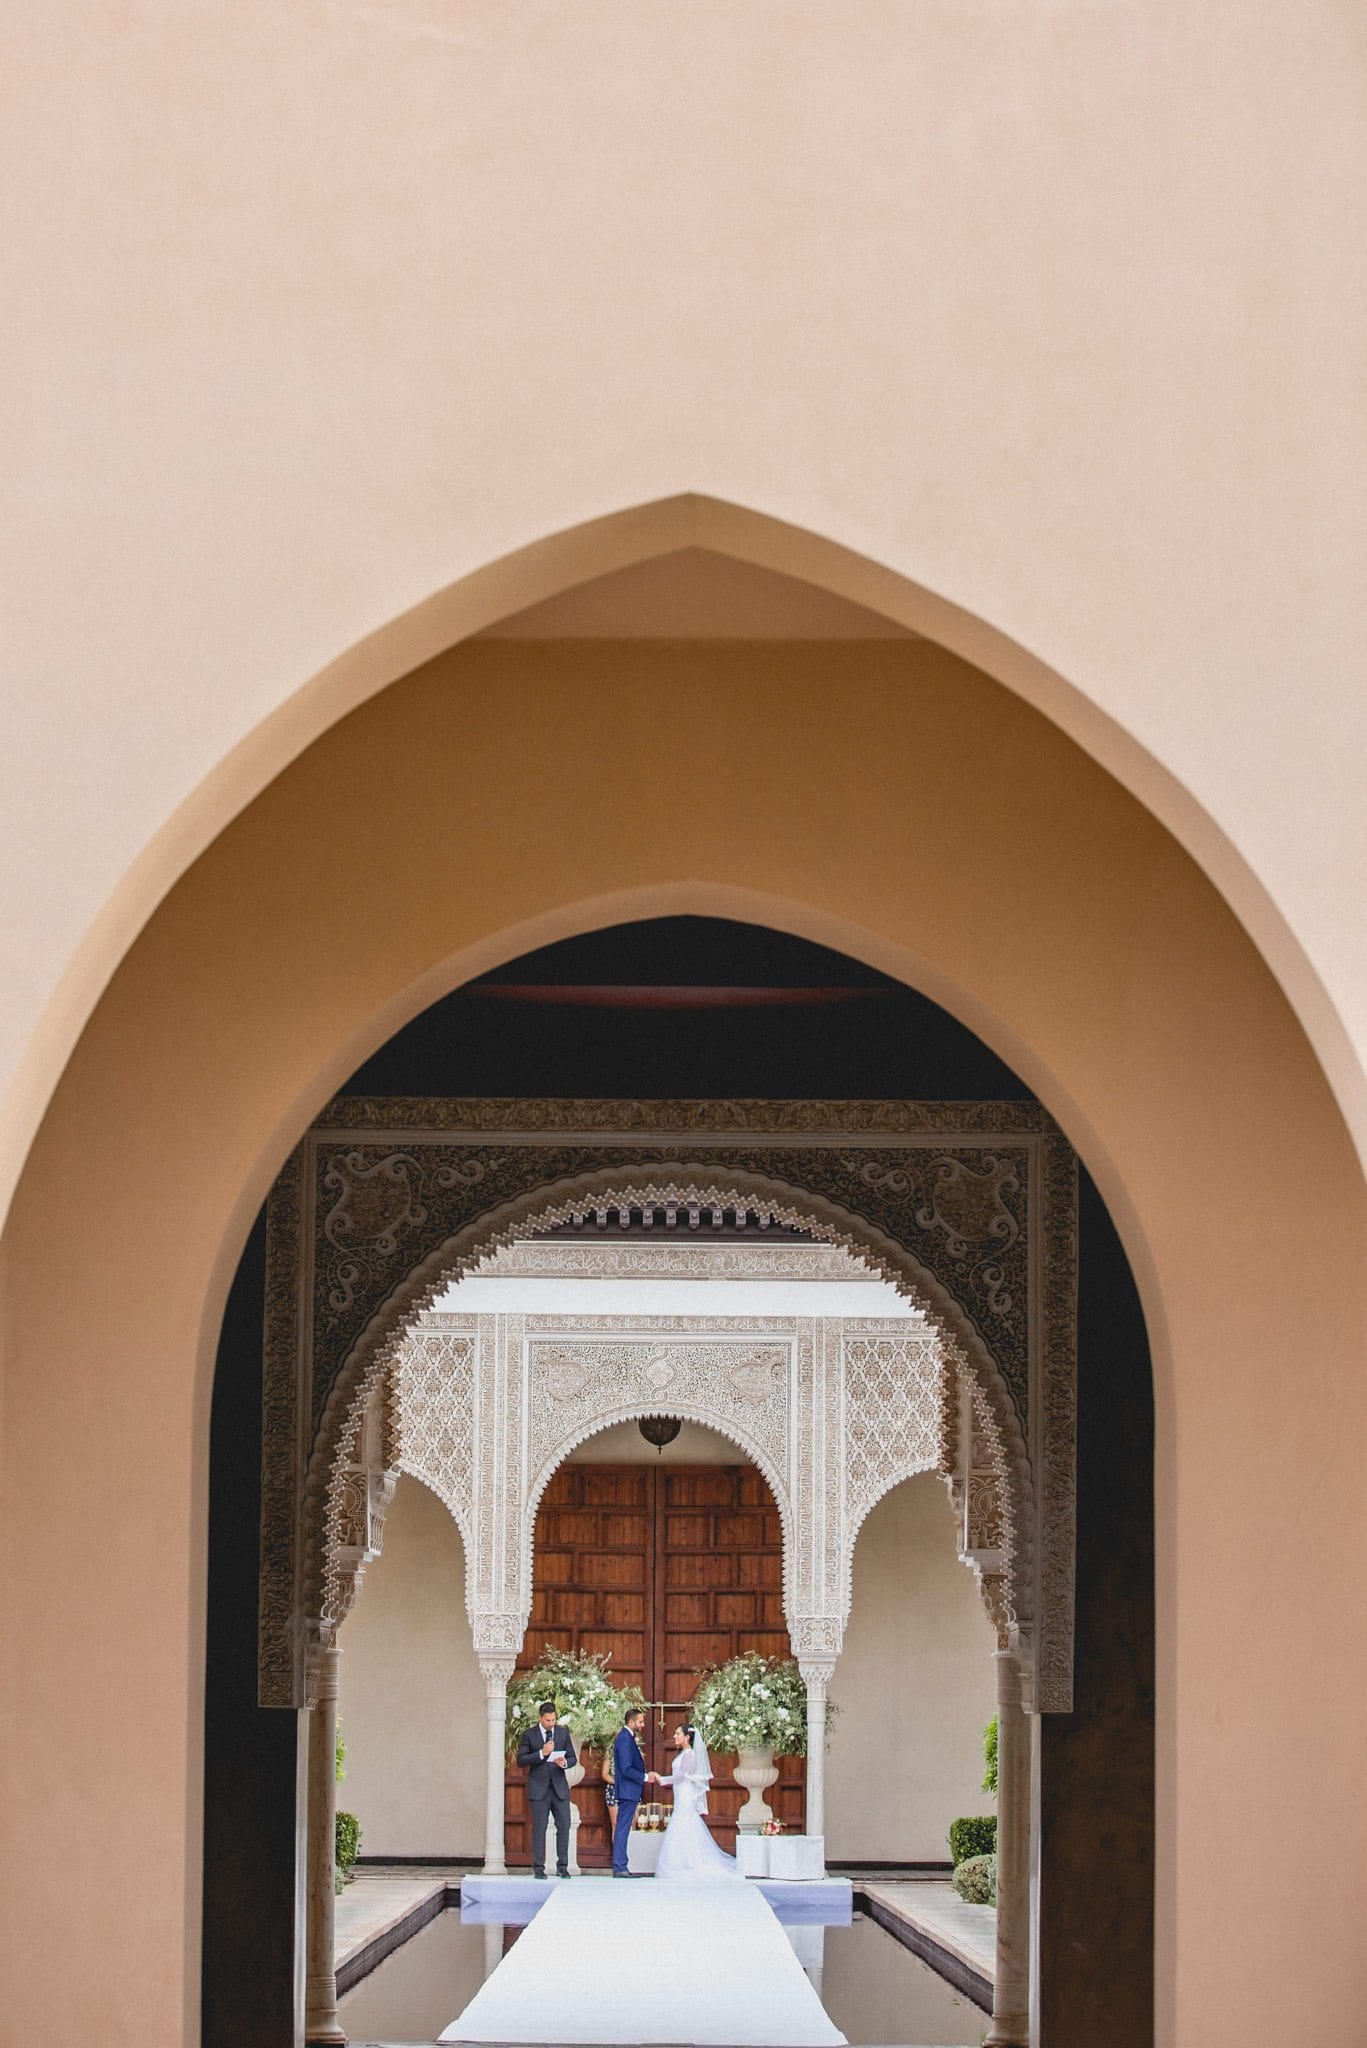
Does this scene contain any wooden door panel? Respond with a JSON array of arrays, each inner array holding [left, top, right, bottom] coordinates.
[[550, 1590, 599, 1625], [579, 1470, 646, 1504], [578, 1550, 647, 1586], [665, 1553, 735, 1587], [664, 1592, 712, 1626], [509, 1460, 803, 1868], [543, 1509, 599, 1545], [655, 1464, 804, 1854], [664, 1471, 737, 1506]]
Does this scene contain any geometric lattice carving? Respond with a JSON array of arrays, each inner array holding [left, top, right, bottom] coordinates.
[[394, 1327, 477, 1530], [843, 1331, 944, 1533]]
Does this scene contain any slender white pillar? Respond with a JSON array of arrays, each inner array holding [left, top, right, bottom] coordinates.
[[480, 1656, 515, 1875], [985, 1649, 1031, 2048], [798, 1655, 836, 1873], [305, 1645, 345, 2045]]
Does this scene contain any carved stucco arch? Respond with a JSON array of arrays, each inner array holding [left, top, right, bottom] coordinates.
[[521, 1397, 795, 1625], [841, 1460, 953, 1623], [308, 1163, 1034, 1664], [382, 1349, 803, 1654]]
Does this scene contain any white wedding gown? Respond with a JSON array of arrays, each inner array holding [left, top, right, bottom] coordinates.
[[653, 1746, 741, 1880]]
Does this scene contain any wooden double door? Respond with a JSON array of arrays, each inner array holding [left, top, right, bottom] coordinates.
[[505, 1462, 806, 1866]]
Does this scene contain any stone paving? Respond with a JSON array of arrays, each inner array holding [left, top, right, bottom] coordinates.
[[857, 1881, 995, 1990], [336, 1867, 452, 1977]]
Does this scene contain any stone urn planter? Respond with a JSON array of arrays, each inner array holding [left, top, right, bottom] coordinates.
[[563, 1730, 587, 1875], [733, 1745, 780, 1833]]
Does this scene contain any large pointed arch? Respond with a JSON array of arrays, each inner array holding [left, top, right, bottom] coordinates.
[[9, 492, 1361, 1235]]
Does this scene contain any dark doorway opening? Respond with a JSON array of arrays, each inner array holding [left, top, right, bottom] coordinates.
[[203, 916, 1153, 2048]]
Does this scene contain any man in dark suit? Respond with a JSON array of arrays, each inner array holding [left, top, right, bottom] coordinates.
[[516, 1700, 578, 1879], [610, 1708, 657, 1878]]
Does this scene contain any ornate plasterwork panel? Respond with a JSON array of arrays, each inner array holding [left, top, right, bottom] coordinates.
[[525, 1335, 790, 1502], [473, 1240, 875, 1283], [260, 1098, 1076, 1714], [841, 1329, 945, 1534], [393, 1326, 477, 1530], [384, 1308, 952, 1672]]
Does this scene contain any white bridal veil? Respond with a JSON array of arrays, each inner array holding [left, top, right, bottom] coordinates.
[[688, 1728, 713, 1814]]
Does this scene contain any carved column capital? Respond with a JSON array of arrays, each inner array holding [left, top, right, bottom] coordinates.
[[303, 1630, 340, 1709], [478, 1655, 517, 1691], [796, 1653, 838, 1688], [472, 1612, 530, 1659], [789, 1614, 844, 1661]]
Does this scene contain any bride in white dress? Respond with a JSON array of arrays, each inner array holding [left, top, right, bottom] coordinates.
[[653, 1724, 742, 1880]]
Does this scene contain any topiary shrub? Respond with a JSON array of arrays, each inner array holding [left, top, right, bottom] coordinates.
[[949, 1814, 997, 1865], [335, 1809, 361, 1893], [952, 1852, 996, 1905]]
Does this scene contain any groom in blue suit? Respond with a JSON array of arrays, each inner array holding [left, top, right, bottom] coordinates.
[[611, 1709, 657, 1877]]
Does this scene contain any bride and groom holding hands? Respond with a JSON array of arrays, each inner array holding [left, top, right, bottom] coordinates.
[[609, 1707, 739, 1880], [518, 1699, 738, 1881]]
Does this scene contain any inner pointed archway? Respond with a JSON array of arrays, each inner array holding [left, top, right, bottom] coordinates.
[[202, 916, 1151, 2048]]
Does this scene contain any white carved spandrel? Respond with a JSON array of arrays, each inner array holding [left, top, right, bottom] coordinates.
[[393, 1325, 477, 1530], [841, 1329, 943, 1532], [380, 1303, 1000, 1684], [524, 1335, 790, 1495]]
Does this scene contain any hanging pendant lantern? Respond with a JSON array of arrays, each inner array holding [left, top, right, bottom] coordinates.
[[638, 1415, 682, 1453]]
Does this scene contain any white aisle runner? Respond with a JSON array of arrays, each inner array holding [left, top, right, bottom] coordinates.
[[440, 1878, 847, 2047]]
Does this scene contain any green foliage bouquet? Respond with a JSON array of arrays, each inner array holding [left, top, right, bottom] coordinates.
[[505, 1646, 645, 1756], [690, 1652, 826, 1758]]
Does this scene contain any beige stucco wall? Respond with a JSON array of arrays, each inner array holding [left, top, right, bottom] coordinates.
[[827, 1477, 996, 1864], [2, 5, 1366, 1217], [0, 633, 1362, 2048], [338, 1478, 484, 1861]]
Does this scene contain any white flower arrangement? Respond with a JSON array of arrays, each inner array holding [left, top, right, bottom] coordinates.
[[504, 1646, 646, 1754], [689, 1652, 834, 1759]]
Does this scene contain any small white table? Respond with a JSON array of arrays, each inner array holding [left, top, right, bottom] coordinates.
[[765, 1834, 826, 1881], [626, 1830, 664, 1875], [734, 1834, 770, 1877]]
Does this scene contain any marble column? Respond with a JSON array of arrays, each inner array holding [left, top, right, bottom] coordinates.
[[985, 1648, 1031, 2047], [305, 1644, 345, 2045], [480, 1656, 515, 1875], [798, 1655, 836, 1871]]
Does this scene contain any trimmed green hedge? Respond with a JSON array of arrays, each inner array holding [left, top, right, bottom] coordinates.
[[952, 1852, 996, 1906], [335, 1810, 361, 1893], [948, 1814, 997, 1865]]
